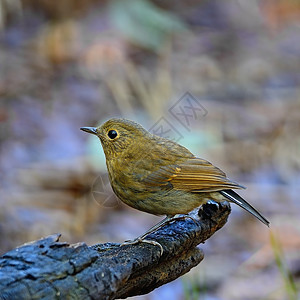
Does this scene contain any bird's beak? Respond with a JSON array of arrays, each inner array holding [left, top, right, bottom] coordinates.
[[80, 127, 98, 135]]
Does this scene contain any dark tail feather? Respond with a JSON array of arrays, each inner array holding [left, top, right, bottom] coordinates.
[[220, 190, 270, 227]]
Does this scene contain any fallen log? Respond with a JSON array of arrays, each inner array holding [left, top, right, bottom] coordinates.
[[0, 202, 230, 300]]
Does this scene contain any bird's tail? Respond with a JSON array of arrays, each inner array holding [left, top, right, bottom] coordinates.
[[220, 190, 269, 226]]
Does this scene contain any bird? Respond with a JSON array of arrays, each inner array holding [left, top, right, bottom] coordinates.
[[81, 118, 269, 252]]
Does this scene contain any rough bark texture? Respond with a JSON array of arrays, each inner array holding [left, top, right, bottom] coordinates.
[[0, 202, 230, 300]]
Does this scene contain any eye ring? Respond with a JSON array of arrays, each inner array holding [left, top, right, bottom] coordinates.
[[107, 129, 118, 140]]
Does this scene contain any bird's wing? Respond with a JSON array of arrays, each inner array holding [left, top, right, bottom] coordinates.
[[142, 158, 245, 192]]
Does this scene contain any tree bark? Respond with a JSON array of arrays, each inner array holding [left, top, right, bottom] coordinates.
[[0, 202, 230, 300]]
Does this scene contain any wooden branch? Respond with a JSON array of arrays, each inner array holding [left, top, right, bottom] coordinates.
[[0, 202, 230, 300]]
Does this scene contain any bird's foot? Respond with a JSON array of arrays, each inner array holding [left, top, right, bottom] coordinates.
[[171, 214, 198, 226], [121, 238, 164, 255]]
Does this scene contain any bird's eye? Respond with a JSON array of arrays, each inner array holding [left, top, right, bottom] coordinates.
[[107, 129, 118, 140]]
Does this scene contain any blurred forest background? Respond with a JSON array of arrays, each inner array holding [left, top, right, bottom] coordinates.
[[0, 0, 299, 299]]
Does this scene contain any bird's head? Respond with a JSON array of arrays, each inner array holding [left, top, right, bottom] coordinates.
[[80, 118, 149, 159]]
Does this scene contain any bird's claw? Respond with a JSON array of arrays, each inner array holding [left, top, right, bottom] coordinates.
[[121, 238, 164, 255], [171, 214, 198, 226]]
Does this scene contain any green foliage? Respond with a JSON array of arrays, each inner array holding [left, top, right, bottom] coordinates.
[[108, 0, 186, 52], [182, 275, 204, 300], [270, 231, 298, 300]]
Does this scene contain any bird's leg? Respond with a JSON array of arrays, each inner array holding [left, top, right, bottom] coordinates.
[[121, 216, 173, 255], [121, 214, 198, 255]]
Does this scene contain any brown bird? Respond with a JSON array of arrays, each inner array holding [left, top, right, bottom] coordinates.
[[81, 118, 269, 250]]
